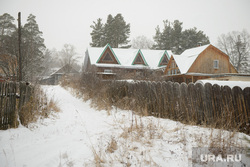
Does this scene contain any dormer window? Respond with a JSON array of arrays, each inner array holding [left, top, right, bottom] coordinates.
[[214, 60, 219, 69], [103, 52, 113, 62]]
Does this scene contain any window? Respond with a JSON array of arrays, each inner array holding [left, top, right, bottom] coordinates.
[[104, 69, 112, 73], [103, 52, 113, 61], [172, 62, 175, 68], [214, 60, 219, 69], [134, 55, 143, 64], [168, 70, 171, 75], [160, 55, 168, 66]]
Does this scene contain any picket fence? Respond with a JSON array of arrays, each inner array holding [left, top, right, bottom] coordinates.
[[107, 81, 250, 134], [0, 82, 33, 129]]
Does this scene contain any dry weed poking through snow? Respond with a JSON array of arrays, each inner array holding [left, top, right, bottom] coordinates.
[[89, 109, 249, 167]]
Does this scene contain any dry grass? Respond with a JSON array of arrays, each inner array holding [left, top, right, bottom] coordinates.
[[19, 86, 60, 127]]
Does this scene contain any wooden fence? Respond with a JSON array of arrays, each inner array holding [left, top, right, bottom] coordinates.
[[0, 82, 33, 130], [107, 81, 250, 134]]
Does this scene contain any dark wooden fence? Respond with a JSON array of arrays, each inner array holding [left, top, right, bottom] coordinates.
[[0, 82, 33, 130], [107, 81, 250, 134]]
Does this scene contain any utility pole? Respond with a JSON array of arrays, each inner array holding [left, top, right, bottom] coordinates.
[[18, 12, 22, 82]]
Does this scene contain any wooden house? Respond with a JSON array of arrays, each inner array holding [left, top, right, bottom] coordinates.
[[83, 44, 172, 80], [40, 64, 79, 85], [164, 44, 237, 83]]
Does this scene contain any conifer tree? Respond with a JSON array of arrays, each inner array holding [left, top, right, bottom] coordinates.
[[153, 20, 210, 54], [90, 13, 130, 48], [22, 14, 46, 81], [0, 13, 18, 78], [90, 18, 105, 47]]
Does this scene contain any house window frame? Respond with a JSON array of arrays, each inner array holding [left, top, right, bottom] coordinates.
[[172, 62, 175, 68], [214, 60, 219, 69], [104, 69, 113, 73], [168, 70, 171, 75]]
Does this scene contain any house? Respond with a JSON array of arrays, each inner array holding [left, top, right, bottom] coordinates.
[[83, 44, 172, 80], [163, 44, 238, 83], [40, 64, 79, 85]]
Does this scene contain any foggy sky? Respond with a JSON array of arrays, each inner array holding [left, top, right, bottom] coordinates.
[[1, 0, 250, 56]]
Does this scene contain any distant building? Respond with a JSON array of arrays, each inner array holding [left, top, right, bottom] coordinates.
[[40, 64, 79, 85], [163, 44, 238, 83], [83, 44, 172, 80]]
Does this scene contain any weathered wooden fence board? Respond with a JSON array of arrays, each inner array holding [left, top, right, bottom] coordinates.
[[106, 80, 250, 134], [0, 82, 33, 130]]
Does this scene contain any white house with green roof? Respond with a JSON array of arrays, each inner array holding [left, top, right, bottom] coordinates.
[[83, 44, 172, 79]]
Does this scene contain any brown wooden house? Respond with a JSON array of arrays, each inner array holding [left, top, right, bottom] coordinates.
[[164, 44, 237, 83], [83, 44, 172, 80]]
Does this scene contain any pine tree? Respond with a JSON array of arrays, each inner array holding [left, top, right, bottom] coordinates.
[[182, 27, 210, 52], [0, 13, 17, 54], [112, 14, 130, 48], [161, 20, 173, 50], [90, 13, 130, 48], [0, 13, 18, 78], [90, 18, 105, 47], [171, 20, 183, 54], [152, 26, 163, 50], [22, 14, 46, 81], [153, 20, 210, 54], [104, 14, 115, 47]]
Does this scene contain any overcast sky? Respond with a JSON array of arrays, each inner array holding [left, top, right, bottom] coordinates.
[[1, 0, 250, 55]]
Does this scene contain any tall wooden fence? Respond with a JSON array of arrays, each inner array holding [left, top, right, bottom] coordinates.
[[0, 82, 33, 130], [107, 81, 250, 134]]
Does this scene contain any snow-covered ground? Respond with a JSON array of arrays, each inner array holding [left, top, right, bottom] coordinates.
[[197, 80, 250, 89], [0, 85, 249, 167]]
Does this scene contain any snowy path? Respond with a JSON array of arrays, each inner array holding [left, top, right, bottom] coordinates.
[[0, 86, 115, 167], [0, 85, 249, 167]]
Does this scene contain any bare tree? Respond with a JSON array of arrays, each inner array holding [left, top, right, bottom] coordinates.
[[59, 44, 79, 72], [217, 30, 250, 73], [131, 35, 154, 49]]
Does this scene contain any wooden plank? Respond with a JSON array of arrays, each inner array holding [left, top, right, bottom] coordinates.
[[221, 86, 234, 129], [204, 83, 213, 124], [180, 82, 188, 123], [194, 82, 205, 124], [212, 84, 222, 127], [232, 86, 246, 132], [166, 81, 174, 119], [187, 83, 196, 122], [243, 87, 250, 134]]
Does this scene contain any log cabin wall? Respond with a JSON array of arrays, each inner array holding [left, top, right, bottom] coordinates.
[[188, 46, 235, 74]]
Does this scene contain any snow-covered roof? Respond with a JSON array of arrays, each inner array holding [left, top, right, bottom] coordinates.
[[173, 44, 210, 74], [141, 49, 172, 69], [85, 44, 171, 70]]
